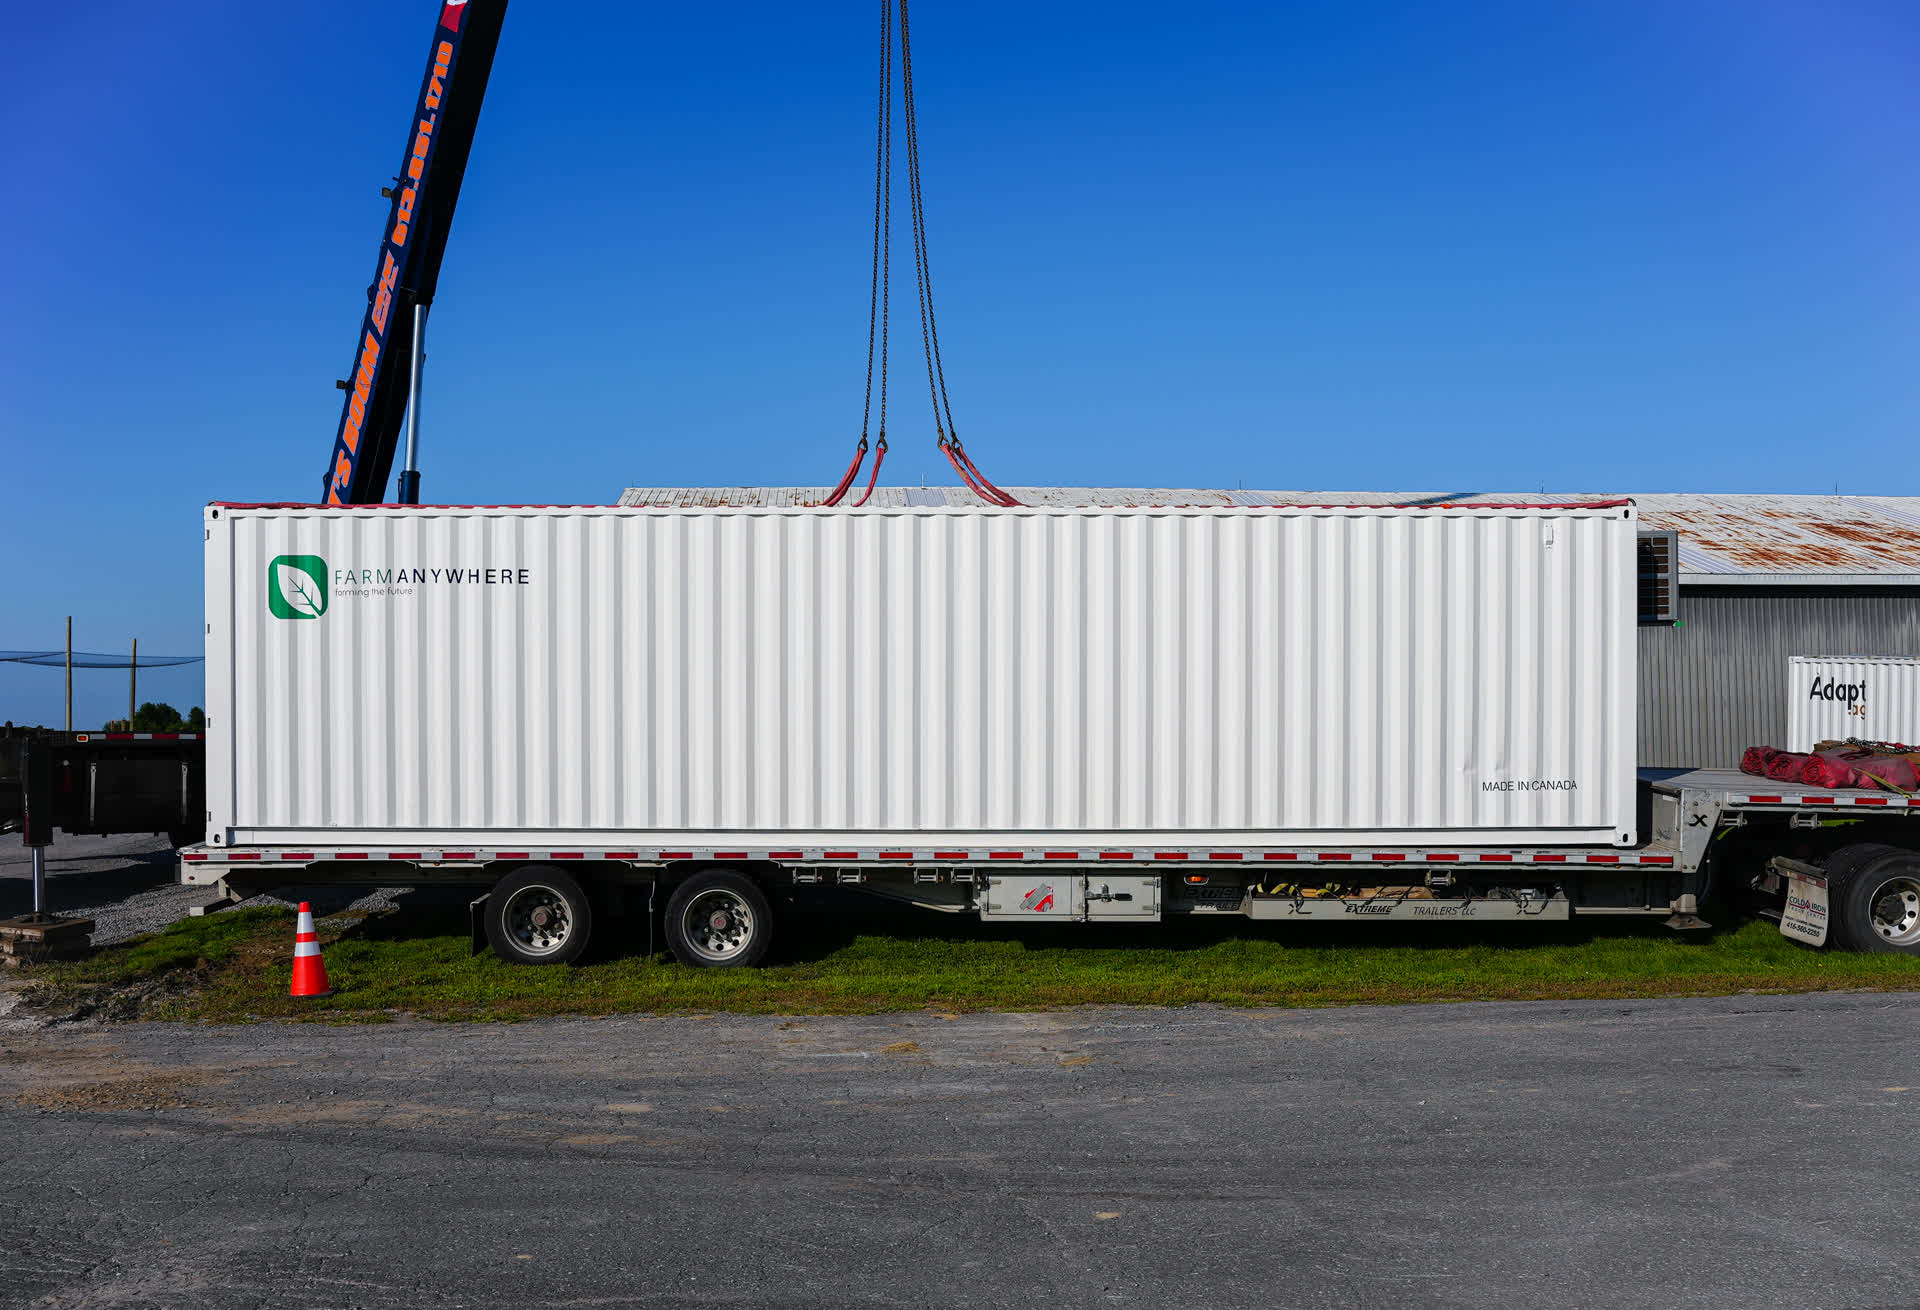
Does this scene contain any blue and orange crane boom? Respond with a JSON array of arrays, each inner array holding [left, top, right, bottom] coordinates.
[[322, 0, 508, 506]]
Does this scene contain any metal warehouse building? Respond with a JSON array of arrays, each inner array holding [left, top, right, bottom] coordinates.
[[620, 487, 1920, 770], [1621, 493, 1920, 767]]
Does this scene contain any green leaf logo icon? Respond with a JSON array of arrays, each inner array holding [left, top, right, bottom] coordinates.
[[268, 555, 328, 620]]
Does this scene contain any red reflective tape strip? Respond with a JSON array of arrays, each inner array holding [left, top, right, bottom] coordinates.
[[1316, 853, 1351, 862], [1374, 853, 1407, 862], [1099, 851, 1134, 861], [551, 852, 585, 860], [1854, 797, 1889, 807], [1585, 855, 1620, 864], [713, 852, 749, 860], [933, 851, 969, 860], [1044, 851, 1079, 860], [227, 853, 260, 861], [1534, 854, 1567, 863], [1478, 854, 1513, 863], [335, 853, 368, 860], [768, 851, 804, 860], [822, 850, 859, 860], [1262, 852, 1298, 861], [443, 851, 476, 860], [989, 851, 1025, 860], [279, 852, 314, 861], [1428, 853, 1460, 862], [495, 852, 531, 860], [1208, 852, 1244, 861], [879, 852, 915, 861], [390, 852, 422, 860], [1744, 795, 1782, 804], [182, 853, 209, 862], [660, 852, 695, 861], [1639, 855, 1675, 865], [1800, 797, 1835, 806], [605, 852, 642, 860]]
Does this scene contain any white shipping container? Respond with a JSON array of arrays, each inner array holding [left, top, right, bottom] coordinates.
[[1787, 656, 1920, 752], [203, 502, 1639, 850]]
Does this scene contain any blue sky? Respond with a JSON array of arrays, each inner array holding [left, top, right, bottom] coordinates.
[[4, 0, 1917, 728]]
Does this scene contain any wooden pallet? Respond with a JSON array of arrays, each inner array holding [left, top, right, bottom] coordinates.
[[0, 916, 95, 967]]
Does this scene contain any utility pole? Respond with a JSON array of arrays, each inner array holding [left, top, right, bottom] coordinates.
[[64, 617, 72, 732], [130, 637, 138, 728]]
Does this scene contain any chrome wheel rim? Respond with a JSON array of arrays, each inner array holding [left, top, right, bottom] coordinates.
[[503, 884, 575, 957], [680, 889, 756, 963], [1868, 876, 1920, 947]]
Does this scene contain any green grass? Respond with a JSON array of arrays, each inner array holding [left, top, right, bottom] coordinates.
[[19, 894, 1920, 1023]]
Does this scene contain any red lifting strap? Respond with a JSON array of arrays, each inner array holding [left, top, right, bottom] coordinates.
[[821, 438, 868, 507], [943, 437, 1019, 507], [853, 438, 887, 507]]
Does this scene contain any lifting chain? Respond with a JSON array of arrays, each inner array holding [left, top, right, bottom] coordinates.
[[823, 0, 1016, 508]]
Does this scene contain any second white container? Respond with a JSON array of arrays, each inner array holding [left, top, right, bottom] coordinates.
[[1787, 656, 1920, 751]]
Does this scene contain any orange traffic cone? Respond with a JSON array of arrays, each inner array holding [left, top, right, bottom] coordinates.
[[289, 902, 332, 998]]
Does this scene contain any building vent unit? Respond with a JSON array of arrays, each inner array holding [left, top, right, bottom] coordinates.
[[1638, 530, 1678, 625]]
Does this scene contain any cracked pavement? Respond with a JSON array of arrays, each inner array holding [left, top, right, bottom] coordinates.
[[2, 993, 1917, 1309]]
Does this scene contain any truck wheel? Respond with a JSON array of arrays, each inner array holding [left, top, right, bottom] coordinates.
[[663, 869, 773, 968], [1826, 844, 1920, 956], [485, 866, 594, 965]]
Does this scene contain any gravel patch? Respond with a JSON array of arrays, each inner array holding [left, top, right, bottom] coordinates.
[[1, 831, 419, 945]]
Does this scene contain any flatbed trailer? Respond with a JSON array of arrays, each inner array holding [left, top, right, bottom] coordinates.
[[177, 767, 1920, 965], [3, 727, 206, 850], [182, 501, 1920, 966]]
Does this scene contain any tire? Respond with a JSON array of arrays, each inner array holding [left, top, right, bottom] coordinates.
[[1825, 843, 1920, 956], [663, 869, 774, 968], [485, 865, 594, 966]]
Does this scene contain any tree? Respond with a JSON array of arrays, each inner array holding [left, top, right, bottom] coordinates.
[[131, 702, 181, 732], [127, 702, 205, 733]]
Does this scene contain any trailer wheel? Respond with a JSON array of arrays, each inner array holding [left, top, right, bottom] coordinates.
[[485, 866, 594, 966], [663, 869, 773, 968], [1827, 844, 1920, 956]]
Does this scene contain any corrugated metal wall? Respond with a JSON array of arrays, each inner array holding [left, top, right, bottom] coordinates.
[[1639, 587, 1920, 768]]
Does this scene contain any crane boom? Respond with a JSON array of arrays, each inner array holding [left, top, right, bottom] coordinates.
[[322, 0, 508, 506]]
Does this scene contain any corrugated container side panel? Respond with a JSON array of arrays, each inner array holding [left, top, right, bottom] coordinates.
[[212, 506, 1636, 846]]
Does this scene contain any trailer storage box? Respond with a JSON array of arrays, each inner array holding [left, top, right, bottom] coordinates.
[[202, 501, 1639, 849], [1787, 656, 1920, 752]]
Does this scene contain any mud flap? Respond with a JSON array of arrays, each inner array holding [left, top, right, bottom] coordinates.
[[469, 893, 489, 956], [1774, 859, 1830, 947]]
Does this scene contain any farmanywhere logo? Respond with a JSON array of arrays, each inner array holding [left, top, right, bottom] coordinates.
[[268, 555, 329, 620]]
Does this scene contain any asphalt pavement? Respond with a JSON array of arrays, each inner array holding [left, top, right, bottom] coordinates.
[[2, 992, 1917, 1309]]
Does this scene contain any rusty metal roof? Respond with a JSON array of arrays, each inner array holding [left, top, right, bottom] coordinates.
[[615, 488, 1920, 585]]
